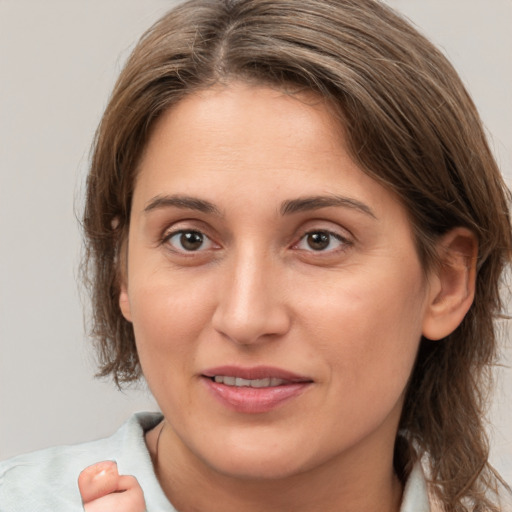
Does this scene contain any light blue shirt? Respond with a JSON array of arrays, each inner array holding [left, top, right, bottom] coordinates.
[[0, 412, 430, 511]]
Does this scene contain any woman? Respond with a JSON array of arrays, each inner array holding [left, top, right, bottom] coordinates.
[[1, 0, 511, 510]]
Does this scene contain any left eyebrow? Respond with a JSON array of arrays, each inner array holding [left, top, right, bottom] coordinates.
[[144, 194, 222, 216], [280, 195, 376, 219]]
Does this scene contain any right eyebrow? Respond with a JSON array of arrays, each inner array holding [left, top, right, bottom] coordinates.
[[280, 195, 376, 219], [143, 194, 222, 216]]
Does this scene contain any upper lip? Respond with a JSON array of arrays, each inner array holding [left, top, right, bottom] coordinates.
[[201, 365, 313, 383]]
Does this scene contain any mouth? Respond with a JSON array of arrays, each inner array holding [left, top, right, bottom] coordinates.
[[209, 376, 290, 388], [201, 366, 313, 414]]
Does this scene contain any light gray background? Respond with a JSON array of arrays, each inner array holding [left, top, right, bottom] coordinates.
[[1, 0, 511, 484]]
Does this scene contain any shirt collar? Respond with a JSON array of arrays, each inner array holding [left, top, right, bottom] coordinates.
[[400, 461, 431, 512]]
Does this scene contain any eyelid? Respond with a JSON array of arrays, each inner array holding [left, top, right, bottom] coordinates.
[[158, 216, 216, 242], [292, 216, 354, 242], [293, 229, 352, 252], [160, 225, 220, 254]]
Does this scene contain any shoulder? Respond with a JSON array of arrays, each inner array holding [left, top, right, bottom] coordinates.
[[0, 442, 94, 511], [401, 460, 512, 512], [0, 412, 163, 512]]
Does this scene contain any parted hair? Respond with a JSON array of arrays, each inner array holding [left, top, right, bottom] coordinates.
[[82, 0, 512, 510]]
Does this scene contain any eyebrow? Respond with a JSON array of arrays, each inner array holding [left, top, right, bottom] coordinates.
[[144, 194, 222, 216], [280, 195, 376, 218], [143, 193, 376, 219]]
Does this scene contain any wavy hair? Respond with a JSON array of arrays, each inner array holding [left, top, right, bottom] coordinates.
[[82, 1, 512, 509]]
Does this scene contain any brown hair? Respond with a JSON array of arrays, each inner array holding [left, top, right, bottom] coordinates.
[[82, 0, 512, 509]]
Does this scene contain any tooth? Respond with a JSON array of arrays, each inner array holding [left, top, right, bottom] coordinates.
[[213, 376, 289, 387], [252, 378, 270, 388]]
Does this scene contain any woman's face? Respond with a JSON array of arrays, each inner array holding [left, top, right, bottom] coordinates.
[[120, 83, 433, 480]]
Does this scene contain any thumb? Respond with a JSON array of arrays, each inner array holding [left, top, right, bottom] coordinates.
[[78, 460, 120, 504]]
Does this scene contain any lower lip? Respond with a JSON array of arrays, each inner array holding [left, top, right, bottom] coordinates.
[[202, 378, 312, 414]]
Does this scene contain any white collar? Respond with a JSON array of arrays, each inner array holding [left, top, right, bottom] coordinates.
[[400, 461, 431, 512]]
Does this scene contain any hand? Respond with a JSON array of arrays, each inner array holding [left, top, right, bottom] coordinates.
[[78, 460, 147, 512]]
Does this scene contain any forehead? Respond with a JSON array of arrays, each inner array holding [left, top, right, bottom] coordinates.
[[132, 82, 406, 224], [141, 82, 345, 167]]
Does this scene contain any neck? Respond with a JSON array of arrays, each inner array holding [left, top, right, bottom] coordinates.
[[146, 421, 403, 512]]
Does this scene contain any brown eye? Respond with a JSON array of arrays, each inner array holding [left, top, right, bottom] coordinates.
[[166, 230, 213, 252], [306, 232, 331, 251], [295, 230, 348, 253], [180, 231, 204, 251]]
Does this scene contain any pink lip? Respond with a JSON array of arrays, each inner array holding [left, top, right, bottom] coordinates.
[[201, 365, 313, 414], [202, 365, 312, 381]]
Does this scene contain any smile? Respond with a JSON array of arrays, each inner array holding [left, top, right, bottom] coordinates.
[[212, 376, 288, 387], [201, 366, 313, 414]]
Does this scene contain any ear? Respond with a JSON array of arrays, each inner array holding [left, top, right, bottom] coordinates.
[[422, 227, 478, 341], [119, 281, 132, 322], [116, 235, 132, 323]]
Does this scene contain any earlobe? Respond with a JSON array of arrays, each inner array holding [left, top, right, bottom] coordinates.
[[422, 227, 478, 341]]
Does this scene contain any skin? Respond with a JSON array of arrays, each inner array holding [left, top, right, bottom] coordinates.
[[78, 461, 146, 512], [116, 82, 476, 512]]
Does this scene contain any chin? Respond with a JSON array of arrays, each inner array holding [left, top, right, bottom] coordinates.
[[208, 454, 307, 481], [195, 436, 317, 481]]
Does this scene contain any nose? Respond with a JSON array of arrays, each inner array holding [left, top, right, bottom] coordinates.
[[211, 248, 291, 345]]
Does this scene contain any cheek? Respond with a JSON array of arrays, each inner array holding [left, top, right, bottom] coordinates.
[[127, 272, 215, 376], [301, 263, 426, 398]]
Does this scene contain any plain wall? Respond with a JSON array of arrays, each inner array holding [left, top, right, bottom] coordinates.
[[1, 0, 511, 483]]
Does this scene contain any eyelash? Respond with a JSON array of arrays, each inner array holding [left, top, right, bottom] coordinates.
[[293, 229, 352, 254], [161, 227, 351, 256], [162, 229, 217, 253]]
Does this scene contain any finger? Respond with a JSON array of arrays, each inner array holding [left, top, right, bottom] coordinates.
[[78, 460, 120, 504], [117, 474, 144, 493], [82, 477, 147, 512]]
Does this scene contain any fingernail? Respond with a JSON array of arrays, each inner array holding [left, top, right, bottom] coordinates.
[[92, 460, 117, 481]]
